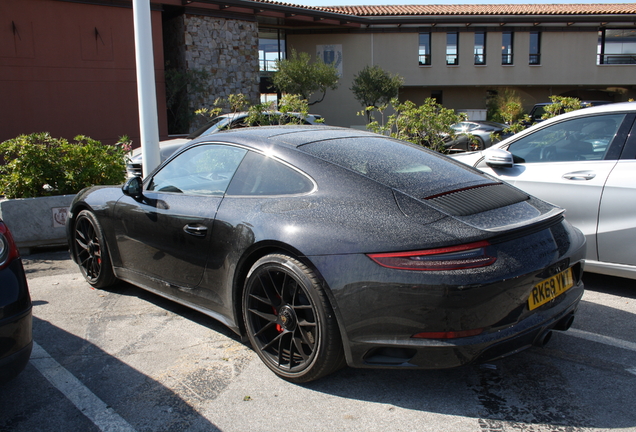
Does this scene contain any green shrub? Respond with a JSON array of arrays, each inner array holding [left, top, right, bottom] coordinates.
[[0, 132, 130, 199]]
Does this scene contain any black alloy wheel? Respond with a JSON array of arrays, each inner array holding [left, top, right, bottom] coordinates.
[[72, 210, 117, 289], [243, 254, 345, 383]]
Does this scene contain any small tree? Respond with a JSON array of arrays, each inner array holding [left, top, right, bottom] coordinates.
[[272, 50, 339, 105], [195, 93, 251, 126], [195, 93, 321, 130], [487, 88, 525, 124], [366, 98, 467, 153], [350, 66, 404, 122], [541, 96, 582, 119]]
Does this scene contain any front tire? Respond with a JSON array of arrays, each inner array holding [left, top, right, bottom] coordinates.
[[242, 254, 345, 383], [72, 210, 117, 289]]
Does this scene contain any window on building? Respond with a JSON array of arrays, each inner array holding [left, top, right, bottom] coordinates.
[[474, 32, 486, 65], [259, 29, 285, 103], [598, 29, 636, 65], [529, 32, 541, 65], [259, 29, 285, 72], [419, 32, 431, 65], [447, 32, 459, 65], [502, 32, 514, 65]]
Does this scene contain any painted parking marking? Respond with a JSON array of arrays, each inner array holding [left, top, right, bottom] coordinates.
[[30, 341, 137, 432], [567, 328, 636, 376], [568, 328, 636, 352]]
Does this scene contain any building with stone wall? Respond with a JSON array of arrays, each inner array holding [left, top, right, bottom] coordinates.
[[2, 0, 635, 144]]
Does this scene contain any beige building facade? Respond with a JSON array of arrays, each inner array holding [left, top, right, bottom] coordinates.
[[287, 5, 636, 128], [2, 1, 635, 141]]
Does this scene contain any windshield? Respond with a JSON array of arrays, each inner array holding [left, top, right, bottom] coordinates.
[[187, 116, 231, 139]]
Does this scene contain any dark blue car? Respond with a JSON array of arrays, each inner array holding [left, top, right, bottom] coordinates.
[[0, 218, 32, 383]]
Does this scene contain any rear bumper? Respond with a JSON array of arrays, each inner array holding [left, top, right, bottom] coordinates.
[[346, 282, 583, 369], [0, 308, 33, 382]]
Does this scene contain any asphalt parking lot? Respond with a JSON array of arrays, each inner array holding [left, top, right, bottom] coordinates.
[[1, 248, 635, 432]]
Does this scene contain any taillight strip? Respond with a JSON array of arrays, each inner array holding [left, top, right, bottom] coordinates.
[[367, 240, 496, 271]]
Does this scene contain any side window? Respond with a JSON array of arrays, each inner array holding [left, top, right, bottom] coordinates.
[[148, 144, 247, 195], [506, 114, 626, 163], [226, 151, 314, 196]]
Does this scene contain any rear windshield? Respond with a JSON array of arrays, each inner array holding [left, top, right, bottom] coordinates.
[[299, 137, 492, 198]]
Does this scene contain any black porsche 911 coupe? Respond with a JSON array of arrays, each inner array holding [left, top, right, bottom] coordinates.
[[67, 126, 586, 383]]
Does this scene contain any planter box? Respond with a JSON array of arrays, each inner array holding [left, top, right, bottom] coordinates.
[[0, 195, 75, 254]]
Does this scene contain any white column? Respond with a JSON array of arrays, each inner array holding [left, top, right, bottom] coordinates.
[[132, 0, 161, 177]]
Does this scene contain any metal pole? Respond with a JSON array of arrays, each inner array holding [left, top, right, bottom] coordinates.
[[132, 0, 161, 177]]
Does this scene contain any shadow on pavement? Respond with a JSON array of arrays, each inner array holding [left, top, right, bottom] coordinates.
[[583, 272, 636, 299], [0, 314, 223, 432]]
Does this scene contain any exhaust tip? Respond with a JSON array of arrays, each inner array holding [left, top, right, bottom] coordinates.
[[534, 330, 553, 347], [554, 314, 575, 331]]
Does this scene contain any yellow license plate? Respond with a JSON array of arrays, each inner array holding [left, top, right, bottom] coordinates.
[[528, 267, 574, 311]]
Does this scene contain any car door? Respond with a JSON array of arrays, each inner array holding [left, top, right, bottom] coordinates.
[[475, 113, 630, 261], [596, 150, 636, 267], [113, 143, 247, 291]]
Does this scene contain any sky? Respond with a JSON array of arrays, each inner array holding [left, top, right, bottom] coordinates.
[[290, 0, 631, 6]]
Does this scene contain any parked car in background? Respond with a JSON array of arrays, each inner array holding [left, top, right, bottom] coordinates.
[[69, 125, 585, 383], [526, 100, 614, 126], [0, 219, 32, 383], [126, 112, 324, 177], [444, 121, 512, 152], [452, 101, 636, 279]]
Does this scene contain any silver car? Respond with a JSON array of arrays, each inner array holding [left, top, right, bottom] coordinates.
[[451, 102, 636, 279], [445, 121, 511, 152], [126, 112, 324, 177]]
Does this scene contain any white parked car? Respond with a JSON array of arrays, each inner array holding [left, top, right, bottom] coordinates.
[[451, 102, 636, 279], [126, 112, 324, 177]]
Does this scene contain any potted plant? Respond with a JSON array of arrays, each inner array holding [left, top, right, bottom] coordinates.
[[0, 132, 130, 253]]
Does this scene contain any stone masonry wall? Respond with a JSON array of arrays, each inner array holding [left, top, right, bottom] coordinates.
[[183, 15, 260, 129]]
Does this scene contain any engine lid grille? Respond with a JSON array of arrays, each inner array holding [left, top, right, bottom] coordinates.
[[425, 183, 530, 216]]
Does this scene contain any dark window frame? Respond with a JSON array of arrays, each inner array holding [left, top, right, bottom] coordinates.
[[502, 31, 514, 65], [419, 32, 432, 66], [597, 28, 636, 65], [529, 31, 541, 65], [474, 31, 486, 65], [446, 32, 459, 65]]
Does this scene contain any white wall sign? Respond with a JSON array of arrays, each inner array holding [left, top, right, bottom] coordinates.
[[317, 44, 343, 76]]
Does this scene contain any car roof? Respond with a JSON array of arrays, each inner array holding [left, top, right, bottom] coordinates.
[[187, 125, 379, 149]]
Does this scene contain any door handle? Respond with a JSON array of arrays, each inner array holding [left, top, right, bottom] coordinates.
[[562, 171, 596, 181], [183, 224, 208, 237]]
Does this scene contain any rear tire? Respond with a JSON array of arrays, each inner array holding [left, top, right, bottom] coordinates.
[[242, 254, 345, 383], [470, 137, 485, 151], [72, 210, 117, 289]]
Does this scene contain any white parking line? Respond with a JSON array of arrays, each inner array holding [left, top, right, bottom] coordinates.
[[568, 328, 636, 376], [568, 328, 636, 352], [30, 342, 137, 432]]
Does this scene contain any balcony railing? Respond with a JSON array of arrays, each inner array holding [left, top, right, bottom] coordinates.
[[259, 59, 279, 72], [597, 54, 636, 65], [474, 54, 486, 65], [502, 54, 514, 65]]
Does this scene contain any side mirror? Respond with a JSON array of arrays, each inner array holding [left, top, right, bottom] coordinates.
[[484, 148, 514, 168], [122, 176, 143, 200]]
